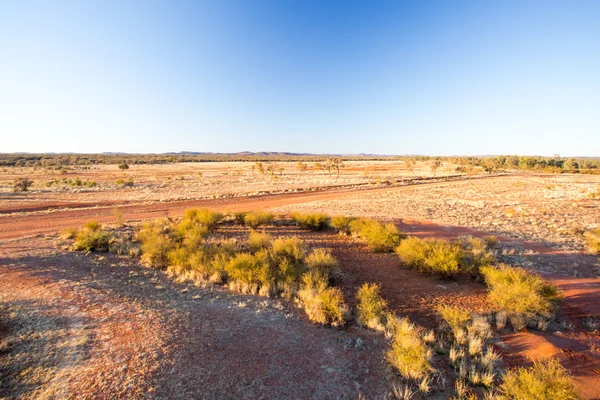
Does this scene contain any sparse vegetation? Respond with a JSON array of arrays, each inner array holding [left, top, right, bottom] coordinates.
[[297, 271, 348, 326], [386, 316, 432, 380], [243, 211, 275, 228], [13, 177, 34, 192], [356, 283, 388, 330], [499, 358, 580, 400], [584, 228, 600, 253], [330, 215, 356, 235], [70, 220, 113, 252], [291, 212, 330, 231], [437, 304, 472, 338], [350, 218, 405, 252], [481, 265, 561, 329]]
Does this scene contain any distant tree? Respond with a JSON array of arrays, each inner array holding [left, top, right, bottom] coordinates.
[[297, 161, 308, 174], [430, 160, 442, 176], [314, 162, 325, 175], [563, 159, 579, 171], [118, 163, 129, 170], [278, 167, 284, 176], [255, 162, 265, 175], [13, 177, 34, 192], [405, 159, 416, 175]]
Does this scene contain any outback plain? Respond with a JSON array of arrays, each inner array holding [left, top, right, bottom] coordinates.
[[1, 157, 600, 399]]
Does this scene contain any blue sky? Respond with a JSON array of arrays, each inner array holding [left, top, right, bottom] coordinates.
[[1, 0, 599, 156]]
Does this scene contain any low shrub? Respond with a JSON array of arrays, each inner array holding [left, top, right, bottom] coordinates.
[[330, 215, 355, 235], [137, 220, 175, 268], [305, 248, 338, 277], [350, 219, 405, 252], [297, 271, 348, 326], [71, 220, 113, 252], [291, 212, 330, 231], [459, 236, 496, 272], [13, 177, 34, 192], [356, 282, 388, 330], [499, 358, 580, 400], [437, 304, 471, 338], [116, 178, 134, 188], [179, 208, 223, 232], [248, 230, 272, 251], [244, 211, 275, 229], [584, 229, 600, 254], [396, 236, 464, 277], [226, 250, 273, 295], [234, 211, 248, 225], [271, 236, 305, 267], [481, 265, 561, 328], [386, 316, 432, 380]]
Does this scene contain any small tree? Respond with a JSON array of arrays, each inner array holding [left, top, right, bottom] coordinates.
[[297, 161, 308, 174], [313, 162, 325, 175], [13, 177, 34, 192], [255, 162, 265, 175], [430, 160, 442, 176], [118, 163, 129, 170], [405, 159, 416, 175]]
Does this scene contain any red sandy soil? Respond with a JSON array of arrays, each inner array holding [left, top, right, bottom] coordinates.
[[1, 177, 599, 398]]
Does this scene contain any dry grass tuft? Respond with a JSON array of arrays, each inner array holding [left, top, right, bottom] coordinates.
[[385, 316, 432, 380], [350, 218, 405, 252], [355, 282, 388, 331], [290, 212, 330, 231]]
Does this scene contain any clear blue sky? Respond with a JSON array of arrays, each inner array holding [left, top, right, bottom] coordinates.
[[1, 0, 599, 156]]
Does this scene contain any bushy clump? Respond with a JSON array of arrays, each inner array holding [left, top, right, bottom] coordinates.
[[437, 304, 472, 338], [116, 178, 134, 188], [137, 220, 175, 268], [356, 283, 388, 330], [330, 215, 356, 235], [305, 248, 338, 277], [226, 250, 273, 295], [584, 229, 600, 254], [396, 236, 465, 277], [234, 211, 248, 225], [481, 265, 561, 327], [13, 177, 34, 192], [386, 316, 432, 380], [459, 236, 496, 273], [291, 212, 330, 231], [499, 358, 580, 400], [350, 219, 405, 252], [71, 220, 113, 252], [179, 208, 223, 232], [271, 236, 305, 267], [297, 271, 348, 326], [244, 211, 275, 229], [248, 230, 272, 251]]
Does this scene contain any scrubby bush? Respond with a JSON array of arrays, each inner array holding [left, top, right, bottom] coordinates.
[[305, 248, 338, 278], [437, 304, 472, 338], [116, 178, 134, 188], [386, 316, 432, 380], [179, 208, 223, 232], [356, 283, 388, 330], [291, 212, 330, 231], [350, 219, 405, 252], [584, 229, 600, 254], [330, 215, 355, 235], [499, 358, 580, 400], [248, 230, 272, 251], [481, 265, 561, 329], [234, 211, 248, 225], [226, 250, 273, 295], [13, 177, 34, 192], [271, 236, 305, 267], [297, 271, 348, 326], [396, 236, 464, 277], [459, 236, 496, 272], [244, 211, 275, 228], [137, 220, 175, 268], [71, 220, 113, 252]]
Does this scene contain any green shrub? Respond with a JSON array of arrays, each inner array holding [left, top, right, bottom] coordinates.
[[116, 178, 134, 188], [459, 236, 496, 272], [584, 229, 600, 254], [271, 236, 305, 267], [297, 271, 348, 326], [71, 220, 113, 252], [179, 208, 223, 232], [481, 265, 561, 325], [305, 248, 338, 277], [330, 215, 356, 235], [350, 219, 404, 252], [437, 304, 471, 338], [396, 236, 464, 277], [13, 177, 33, 192], [234, 211, 248, 225], [356, 283, 388, 330], [137, 220, 175, 268], [226, 250, 273, 295], [386, 316, 432, 380], [499, 358, 580, 400], [244, 211, 275, 229], [291, 212, 330, 231], [248, 230, 272, 251]]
